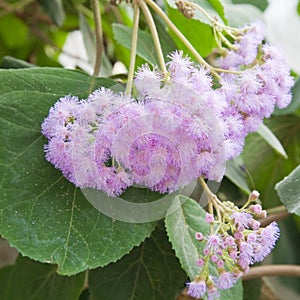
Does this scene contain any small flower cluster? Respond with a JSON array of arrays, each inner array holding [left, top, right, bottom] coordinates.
[[187, 191, 280, 299], [42, 21, 293, 196]]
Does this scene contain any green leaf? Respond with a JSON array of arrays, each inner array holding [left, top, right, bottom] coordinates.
[[166, 0, 225, 24], [1, 56, 35, 69], [165, 196, 209, 278], [0, 68, 156, 275], [89, 224, 187, 300], [242, 115, 300, 208], [112, 24, 160, 66], [273, 77, 300, 116], [165, 196, 243, 299], [256, 123, 288, 159], [275, 165, 300, 216], [225, 158, 251, 194], [243, 278, 262, 300], [37, 0, 65, 26], [166, 6, 216, 57], [0, 256, 85, 300]]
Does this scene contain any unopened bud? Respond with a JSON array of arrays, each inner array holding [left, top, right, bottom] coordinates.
[[248, 190, 260, 202]]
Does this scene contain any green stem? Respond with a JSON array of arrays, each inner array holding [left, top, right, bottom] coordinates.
[[91, 0, 103, 77], [139, 0, 167, 74], [125, 3, 140, 96], [143, 0, 220, 80]]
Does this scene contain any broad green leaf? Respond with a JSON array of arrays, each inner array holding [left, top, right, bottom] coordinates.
[[257, 123, 288, 159], [273, 77, 300, 116], [37, 0, 65, 26], [165, 196, 243, 299], [1, 56, 35, 69], [243, 278, 262, 300], [166, 6, 216, 57], [112, 24, 160, 66], [165, 196, 209, 278], [0, 256, 85, 300], [225, 158, 251, 194], [166, 0, 224, 24], [209, 0, 227, 23], [0, 68, 156, 275], [271, 216, 300, 295], [242, 115, 300, 208], [89, 224, 187, 300], [275, 165, 300, 216]]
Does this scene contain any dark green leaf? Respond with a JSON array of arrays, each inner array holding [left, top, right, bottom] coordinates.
[[243, 278, 262, 300], [37, 0, 65, 26], [275, 165, 300, 216], [1, 56, 35, 69], [165, 196, 243, 299], [89, 224, 187, 300], [225, 158, 251, 194], [257, 123, 288, 159], [0, 256, 85, 300], [242, 115, 300, 208], [112, 23, 160, 66], [0, 68, 156, 275], [271, 216, 300, 295]]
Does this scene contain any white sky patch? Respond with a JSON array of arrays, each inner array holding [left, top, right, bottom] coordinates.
[[264, 0, 300, 74]]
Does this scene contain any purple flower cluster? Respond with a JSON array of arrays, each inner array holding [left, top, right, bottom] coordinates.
[[42, 21, 293, 197], [187, 192, 280, 299], [217, 22, 294, 159]]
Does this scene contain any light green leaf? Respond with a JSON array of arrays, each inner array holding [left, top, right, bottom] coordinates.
[[242, 115, 300, 208], [37, 0, 65, 26], [165, 195, 209, 278], [166, 0, 224, 24], [89, 224, 187, 300], [257, 123, 288, 159], [165, 196, 243, 299], [275, 165, 300, 216], [0, 68, 156, 275], [0, 256, 85, 300], [112, 24, 159, 66], [166, 6, 217, 57], [225, 158, 251, 194]]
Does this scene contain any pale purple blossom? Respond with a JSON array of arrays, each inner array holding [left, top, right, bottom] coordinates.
[[187, 281, 207, 299]]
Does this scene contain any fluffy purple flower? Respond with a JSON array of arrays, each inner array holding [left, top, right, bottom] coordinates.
[[207, 287, 220, 300], [187, 280, 207, 299], [231, 211, 252, 231], [216, 272, 237, 290]]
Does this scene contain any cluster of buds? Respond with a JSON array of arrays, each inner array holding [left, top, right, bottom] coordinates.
[[187, 191, 280, 299]]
